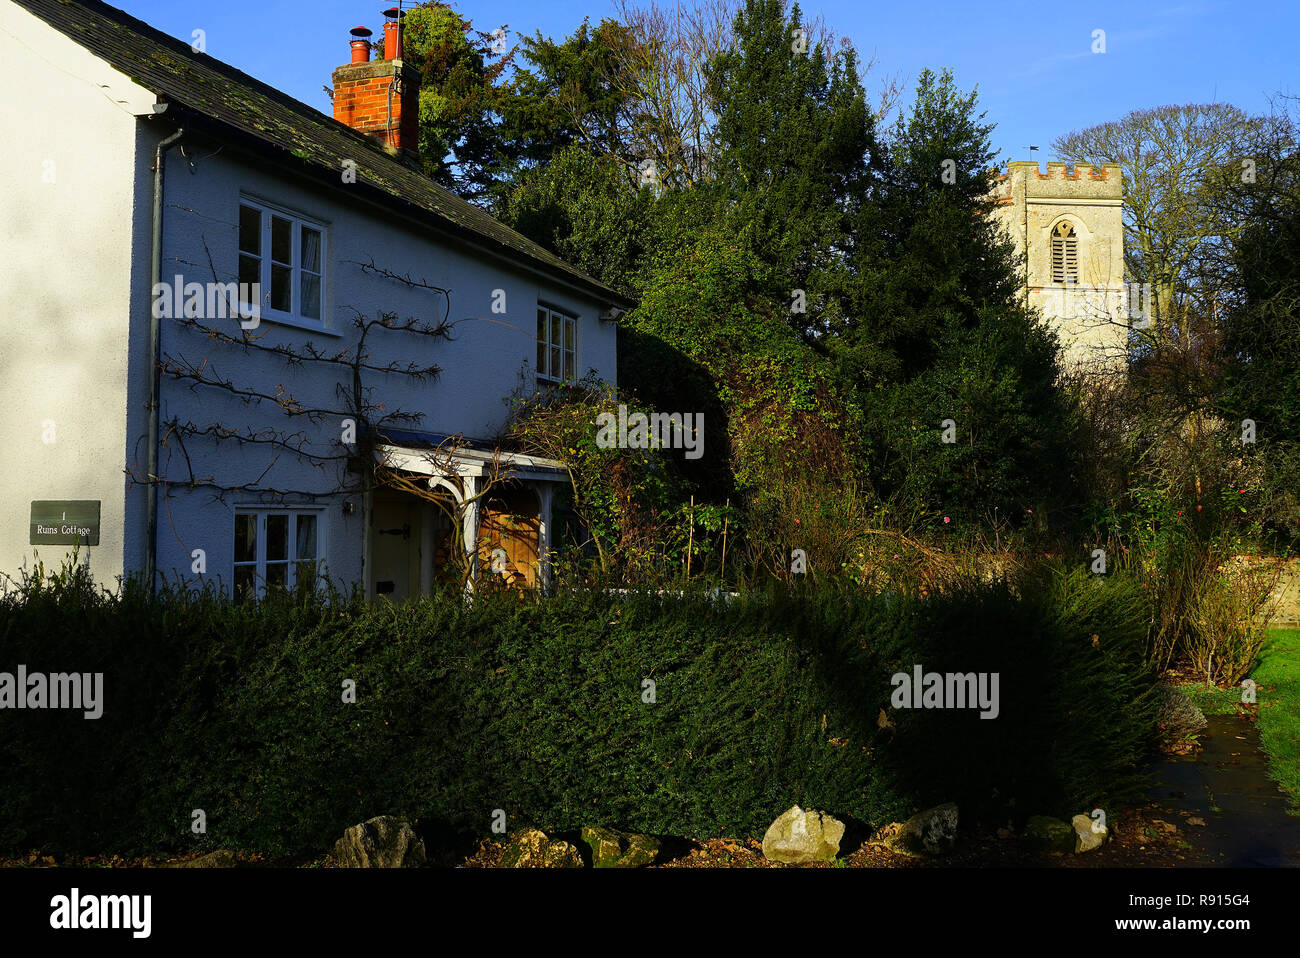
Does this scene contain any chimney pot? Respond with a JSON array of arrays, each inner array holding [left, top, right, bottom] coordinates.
[[383, 20, 401, 60], [382, 8, 405, 59], [349, 26, 373, 63]]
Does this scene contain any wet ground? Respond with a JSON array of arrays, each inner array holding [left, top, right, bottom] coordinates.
[[1147, 712, 1300, 867]]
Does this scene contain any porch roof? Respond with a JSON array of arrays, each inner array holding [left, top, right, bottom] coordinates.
[[376, 443, 567, 486]]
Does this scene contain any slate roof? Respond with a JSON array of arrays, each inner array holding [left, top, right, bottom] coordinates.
[[14, 0, 633, 307]]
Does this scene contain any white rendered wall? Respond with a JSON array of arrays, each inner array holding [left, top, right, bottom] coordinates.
[[0, 2, 156, 589]]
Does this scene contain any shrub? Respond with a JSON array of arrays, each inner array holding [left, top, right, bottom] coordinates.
[[1185, 557, 1282, 684], [0, 560, 1160, 857]]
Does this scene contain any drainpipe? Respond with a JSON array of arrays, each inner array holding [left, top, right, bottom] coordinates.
[[147, 109, 187, 592], [362, 482, 373, 599]]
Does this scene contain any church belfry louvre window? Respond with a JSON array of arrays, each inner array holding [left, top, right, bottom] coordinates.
[[1051, 221, 1079, 284]]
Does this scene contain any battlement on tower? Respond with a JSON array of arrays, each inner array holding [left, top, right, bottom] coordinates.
[[993, 161, 1123, 203]]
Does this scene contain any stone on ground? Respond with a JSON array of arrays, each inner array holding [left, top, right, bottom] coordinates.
[[883, 803, 959, 856], [580, 825, 660, 868], [1072, 813, 1109, 853], [762, 805, 845, 863], [332, 816, 426, 868], [498, 828, 584, 868]]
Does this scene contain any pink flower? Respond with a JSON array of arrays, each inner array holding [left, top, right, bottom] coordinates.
[[943, 516, 951, 524]]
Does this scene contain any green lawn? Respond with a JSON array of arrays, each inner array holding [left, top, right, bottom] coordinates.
[[1254, 628, 1300, 812], [1181, 682, 1241, 717]]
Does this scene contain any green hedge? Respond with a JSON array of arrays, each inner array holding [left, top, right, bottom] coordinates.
[[0, 564, 1158, 857]]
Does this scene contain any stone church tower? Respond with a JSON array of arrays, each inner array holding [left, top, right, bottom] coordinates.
[[991, 161, 1130, 369]]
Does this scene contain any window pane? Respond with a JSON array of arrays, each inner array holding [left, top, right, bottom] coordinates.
[[271, 264, 292, 312], [233, 565, 257, 603], [234, 513, 257, 563], [537, 340, 546, 376], [265, 563, 288, 589], [239, 206, 261, 255], [564, 319, 574, 349], [536, 310, 547, 343], [550, 315, 561, 347], [564, 350, 574, 380], [550, 346, 561, 377], [295, 560, 317, 587], [300, 227, 321, 273], [239, 253, 260, 290], [301, 273, 321, 320], [266, 514, 288, 561], [271, 216, 292, 264], [295, 514, 318, 561]]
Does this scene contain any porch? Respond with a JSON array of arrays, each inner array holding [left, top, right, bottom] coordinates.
[[366, 440, 565, 599]]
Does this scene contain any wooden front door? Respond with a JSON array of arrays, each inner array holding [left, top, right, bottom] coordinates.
[[477, 484, 540, 589]]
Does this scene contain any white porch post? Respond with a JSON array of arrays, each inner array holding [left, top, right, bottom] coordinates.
[[537, 483, 554, 590], [461, 473, 481, 589]]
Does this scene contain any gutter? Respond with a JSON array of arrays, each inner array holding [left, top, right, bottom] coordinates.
[[146, 106, 187, 591]]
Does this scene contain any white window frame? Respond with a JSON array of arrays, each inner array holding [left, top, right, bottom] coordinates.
[[536, 303, 577, 383], [238, 197, 328, 331], [232, 507, 327, 599]]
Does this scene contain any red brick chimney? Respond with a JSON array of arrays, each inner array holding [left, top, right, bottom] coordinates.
[[332, 10, 419, 158]]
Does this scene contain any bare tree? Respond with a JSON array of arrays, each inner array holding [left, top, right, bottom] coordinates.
[[612, 0, 902, 189], [1053, 103, 1269, 343]]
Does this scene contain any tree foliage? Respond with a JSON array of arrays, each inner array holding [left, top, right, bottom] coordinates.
[[400, 2, 515, 201], [707, 0, 876, 340], [841, 68, 1073, 530], [1053, 103, 1268, 340]]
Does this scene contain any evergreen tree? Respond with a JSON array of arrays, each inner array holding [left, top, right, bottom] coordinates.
[[843, 69, 1074, 528], [499, 19, 652, 179], [496, 143, 654, 298], [401, 2, 516, 203], [706, 0, 877, 340]]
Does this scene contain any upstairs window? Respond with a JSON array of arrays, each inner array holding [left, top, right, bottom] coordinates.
[[1051, 221, 1079, 285], [239, 200, 325, 327], [536, 304, 576, 383]]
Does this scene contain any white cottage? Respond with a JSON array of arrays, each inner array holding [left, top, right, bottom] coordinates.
[[0, 0, 632, 598]]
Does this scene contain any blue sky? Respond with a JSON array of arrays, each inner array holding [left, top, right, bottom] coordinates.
[[116, 0, 1295, 165]]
